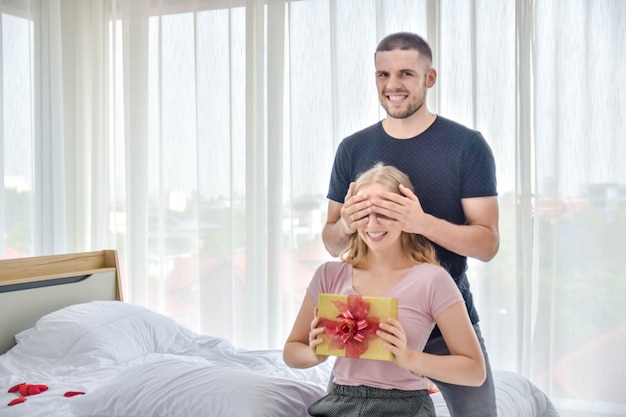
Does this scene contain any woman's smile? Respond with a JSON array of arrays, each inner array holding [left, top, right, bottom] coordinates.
[[366, 231, 388, 242]]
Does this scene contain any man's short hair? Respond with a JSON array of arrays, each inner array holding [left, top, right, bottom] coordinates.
[[375, 32, 432, 63]]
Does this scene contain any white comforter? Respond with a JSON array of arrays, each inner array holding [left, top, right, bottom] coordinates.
[[0, 301, 559, 417], [0, 301, 330, 417]]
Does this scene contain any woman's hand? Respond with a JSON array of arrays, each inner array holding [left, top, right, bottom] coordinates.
[[376, 318, 416, 370], [307, 307, 329, 363], [284, 301, 328, 368]]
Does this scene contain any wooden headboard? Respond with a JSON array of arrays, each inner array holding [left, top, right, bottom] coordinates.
[[0, 250, 122, 354]]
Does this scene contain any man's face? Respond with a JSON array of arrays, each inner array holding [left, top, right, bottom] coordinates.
[[374, 49, 433, 120]]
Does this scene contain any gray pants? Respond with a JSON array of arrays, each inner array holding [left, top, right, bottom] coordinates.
[[309, 384, 434, 417], [322, 324, 497, 417], [424, 323, 497, 417]]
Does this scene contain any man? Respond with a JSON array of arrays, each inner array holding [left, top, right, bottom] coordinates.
[[322, 32, 499, 417]]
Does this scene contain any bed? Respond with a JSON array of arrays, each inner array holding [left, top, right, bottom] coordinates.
[[0, 250, 560, 417]]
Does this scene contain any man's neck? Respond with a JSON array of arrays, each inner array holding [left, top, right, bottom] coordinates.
[[382, 110, 437, 139]]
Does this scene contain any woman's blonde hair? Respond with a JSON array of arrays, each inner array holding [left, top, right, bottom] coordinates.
[[340, 162, 438, 267]]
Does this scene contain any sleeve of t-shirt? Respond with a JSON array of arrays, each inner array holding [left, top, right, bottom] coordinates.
[[428, 267, 465, 320], [306, 264, 325, 304], [306, 262, 347, 303], [461, 132, 498, 198], [327, 142, 352, 203]]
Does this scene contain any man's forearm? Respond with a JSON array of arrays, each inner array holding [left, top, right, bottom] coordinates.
[[322, 221, 351, 257], [420, 213, 499, 262]]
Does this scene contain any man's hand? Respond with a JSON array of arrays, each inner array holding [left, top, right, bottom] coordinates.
[[369, 184, 426, 234], [322, 183, 375, 257], [340, 182, 372, 233], [368, 185, 499, 261]]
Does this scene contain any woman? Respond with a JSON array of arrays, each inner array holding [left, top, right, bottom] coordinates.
[[283, 163, 486, 417]]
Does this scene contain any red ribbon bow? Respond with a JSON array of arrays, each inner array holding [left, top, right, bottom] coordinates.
[[322, 295, 381, 358]]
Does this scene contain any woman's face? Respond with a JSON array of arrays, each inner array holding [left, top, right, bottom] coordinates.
[[354, 183, 403, 252]]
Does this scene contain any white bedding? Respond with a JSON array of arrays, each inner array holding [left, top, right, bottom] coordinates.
[[431, 371, 561, 417], [0, 301, 559, 417]]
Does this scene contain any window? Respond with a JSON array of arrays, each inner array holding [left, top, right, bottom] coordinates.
[[2, 9, 34, 258]]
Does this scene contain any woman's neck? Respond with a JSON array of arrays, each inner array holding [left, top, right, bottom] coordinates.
[[358, 250, 415, 273], [352, 251, 417, 296]]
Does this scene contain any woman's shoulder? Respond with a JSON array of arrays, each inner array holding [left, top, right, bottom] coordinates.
[[408, 262, 451, 278], [307, 261, 353, 297], [316, 260, 350, 274], [402, 263, 457, 290], [312, 261, 351, 288]]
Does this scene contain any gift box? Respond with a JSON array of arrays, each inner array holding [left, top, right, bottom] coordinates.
[[316, 293, 398, 361]]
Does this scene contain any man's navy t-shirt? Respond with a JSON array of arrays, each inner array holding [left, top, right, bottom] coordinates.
[[327, 116, 497, 327]]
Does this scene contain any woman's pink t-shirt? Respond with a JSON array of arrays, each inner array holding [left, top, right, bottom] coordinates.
[[306, 261, 463, 391]]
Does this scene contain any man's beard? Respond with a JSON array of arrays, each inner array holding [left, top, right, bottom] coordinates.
[[381, 96, 425, 119]]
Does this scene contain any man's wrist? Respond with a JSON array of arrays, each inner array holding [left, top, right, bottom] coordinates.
[[338, 217, 352, 237]]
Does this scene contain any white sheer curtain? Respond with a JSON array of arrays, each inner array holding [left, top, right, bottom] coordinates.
[[2, 0, 625, 415], [530, 1, 626, 412]]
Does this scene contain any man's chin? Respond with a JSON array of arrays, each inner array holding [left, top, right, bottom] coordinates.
[[384, 103, 422, 120], [386, 110, 413, 119]]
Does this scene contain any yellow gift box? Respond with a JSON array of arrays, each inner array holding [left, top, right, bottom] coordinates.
[[316, 293, 398, 361]]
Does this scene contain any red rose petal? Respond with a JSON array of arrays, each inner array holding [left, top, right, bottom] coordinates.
[[18, 384, 30, 396], [64, 391, 86, 397], [8, 397, 27, 406], [28, 386, 42, 395], [8, 383, 26, 393], [12, 383, 49, 396], [28, 384, 48, 395]]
